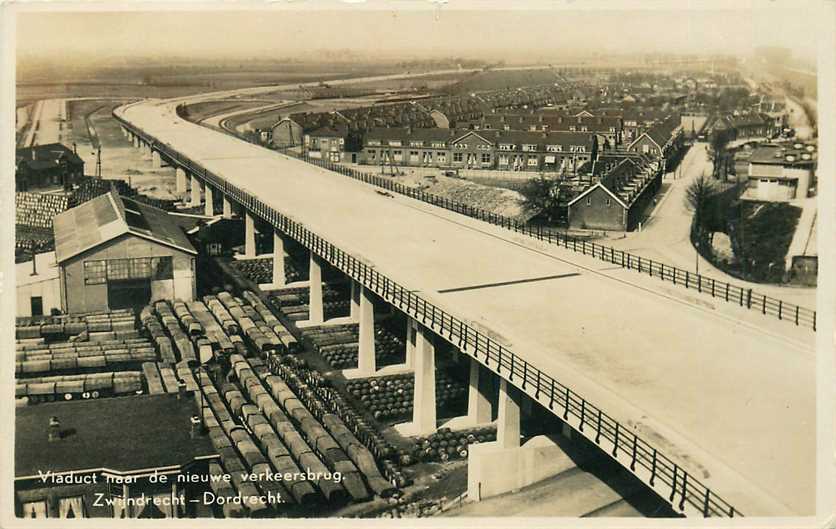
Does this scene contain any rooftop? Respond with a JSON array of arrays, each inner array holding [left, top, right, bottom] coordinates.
[[53, 191, 196, 263], [749, 143, 817, 167], [15, 393, 215, 478], [16, 143, 85, 172]]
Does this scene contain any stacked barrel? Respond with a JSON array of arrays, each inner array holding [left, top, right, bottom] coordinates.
[[344, 372, 468, 423], [16, 309, 138, 341], [229, 257, 303, 285], [15, 372, 143, 404], [15, 337, 156, 376]]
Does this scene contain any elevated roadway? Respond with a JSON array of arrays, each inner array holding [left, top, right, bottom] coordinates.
[[116, 95, 815, 518]]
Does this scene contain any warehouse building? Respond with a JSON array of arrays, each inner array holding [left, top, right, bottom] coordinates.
[[15, 143, 85, 192], [53, 191, 197, 314]]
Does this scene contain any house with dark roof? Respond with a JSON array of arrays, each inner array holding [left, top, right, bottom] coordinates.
[[14, 393, 217, 518], [53, 191, 197, 313], [567, 156, 663, 231], [16, 143, 85, 192], [626, 114, 684, 170], [362, 127, 458, 167], [304, 125, 357, 163]]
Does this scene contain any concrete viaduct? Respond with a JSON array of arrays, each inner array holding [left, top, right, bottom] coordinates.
[[113, 98, 815, 519]]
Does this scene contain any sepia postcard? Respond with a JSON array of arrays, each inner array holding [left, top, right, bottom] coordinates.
[[0, 1, 833, 527]]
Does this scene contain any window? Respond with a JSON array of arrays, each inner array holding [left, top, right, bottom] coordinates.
[[499, 144, 515, 151], [527, 157, 538, 166], [498, 155, 509, 166], [389, 140, 402, 147], [84, 260, 107, 285], [569, 145, 586, 153], [21, 500, 48, 518], [453, 152, 463, 162], [586, 197, 592, 207], [393, 150, 403, 161], [642, 144, 650, 154], [606, 198, 611, 207], [437, 152, 447, 163], [431, 142, 445, 148], [31, 296, 43, 317], [368, 149, 377, 161], [151, 256, 173, 280], [107, 259, 131, 281], [410, 141, 423, 147], [481, 153, 491, 164], [522, 144, 538, 152], [58, 496, 86, 518], [545, 144, 563, 153], [367, 140, 381, 146]]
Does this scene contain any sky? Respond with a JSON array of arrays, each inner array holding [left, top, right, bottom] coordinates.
[[14, 1, 821, 66]]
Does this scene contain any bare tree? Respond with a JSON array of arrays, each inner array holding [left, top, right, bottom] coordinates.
[[685, 172, 719, 230]]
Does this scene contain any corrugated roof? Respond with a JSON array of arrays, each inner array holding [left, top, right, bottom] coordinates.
[[53, 191, 196, 263], [16, 143, 84, 171]]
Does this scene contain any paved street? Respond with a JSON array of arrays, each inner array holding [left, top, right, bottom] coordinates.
[[608, 143, 817, 308]]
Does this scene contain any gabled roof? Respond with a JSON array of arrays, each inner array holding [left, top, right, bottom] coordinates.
[[451, 130, 494, 145], [53, 191, 196, 263], [567, 181, 629, 209], [645, 115, 682, 147]]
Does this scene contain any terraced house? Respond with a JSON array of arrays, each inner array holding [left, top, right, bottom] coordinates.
[[359, 128, 597, 173]]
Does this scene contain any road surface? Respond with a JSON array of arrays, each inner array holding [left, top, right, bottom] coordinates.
[[118, 97, 815, 516], [608, 143, 816, 309]]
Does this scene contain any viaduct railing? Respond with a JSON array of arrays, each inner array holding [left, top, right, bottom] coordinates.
[[114, 110, 742, 518], [287, 151, 816, 332]]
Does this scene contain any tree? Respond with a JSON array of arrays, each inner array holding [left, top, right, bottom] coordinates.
[[684, 173, 719, 273], [520, 173, 561, 224]]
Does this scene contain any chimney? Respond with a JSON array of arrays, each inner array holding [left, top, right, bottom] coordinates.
[[31, 148, 36, 161], [48, 416, 60, 442], [190, 415, 203, 439], [177, 380, 187, 400]]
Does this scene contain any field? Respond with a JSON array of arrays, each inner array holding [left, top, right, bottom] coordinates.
[[180, 99, 279, 123]]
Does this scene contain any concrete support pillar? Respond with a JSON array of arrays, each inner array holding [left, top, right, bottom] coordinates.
[[411, 326, 437, 435], [132, 135, 140, 148], [143, 142, 152, 159], [496, 379, 521, 450], [121, 127, 128, 138], [151, 149, 162, 168], [244, 211, 257, 258], [404, 318, 416, 369], [222, 195, 233, 219], [190, 174, 201, 207], [307, 254, 324, 324], [272, 231, 286, 287], [175, 167, 187, 194], [467, 358, 492, 424], [204, 185, 215, 216], [356, 286, 376, 375], [350, 280, 361, 321]]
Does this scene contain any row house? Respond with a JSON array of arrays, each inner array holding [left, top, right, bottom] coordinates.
[[359, 127, 597, 173], [304, 125, 353, 162], [621, 108, 670, 144], [626, 114, 685, 171], [539, 114, 623, 150], [567, 156, 664, 231]]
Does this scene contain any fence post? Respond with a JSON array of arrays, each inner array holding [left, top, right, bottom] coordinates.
[[679, 473, 688, 511], [725, 283, 730, 302], [579, 400, 585, 431], [650, 449, 657, 486], [595, 410, 602, 444], [746, 289, 752, 309], [612, 422, 619, 457], [795, 306, 799, 325], [762, 295, 767, 315]]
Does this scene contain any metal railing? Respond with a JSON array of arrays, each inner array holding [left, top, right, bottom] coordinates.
[[290, 151, 816, 332], [114, 111, 741, 518]]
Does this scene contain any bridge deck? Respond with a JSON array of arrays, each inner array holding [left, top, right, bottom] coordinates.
[[120, 100, 815, 516]]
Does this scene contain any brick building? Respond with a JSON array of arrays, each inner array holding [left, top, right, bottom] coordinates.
[[16, 143, 85, 191]]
